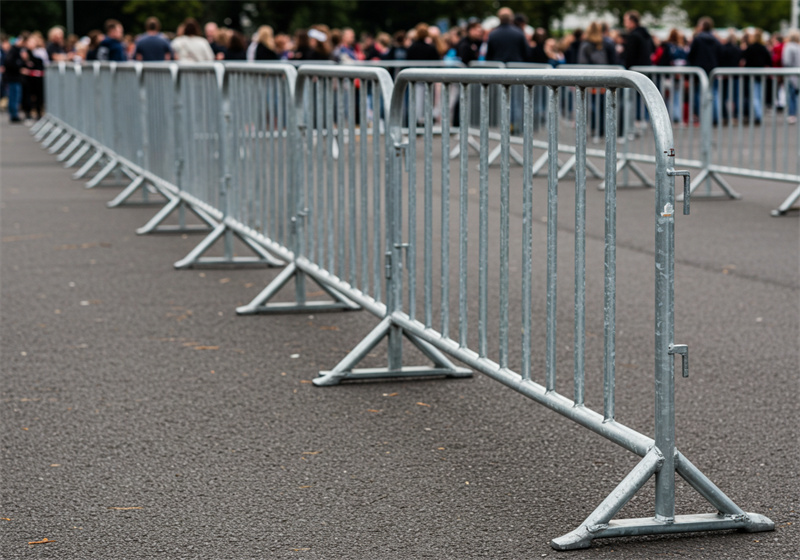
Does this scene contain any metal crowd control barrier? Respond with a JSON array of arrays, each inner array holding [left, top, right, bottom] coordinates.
[[34, 60, 775, 550], [237, 65, 399, 320], [710, 67, 800, 215], [165, 63, 289, 268], [313, 67, 774, 548]]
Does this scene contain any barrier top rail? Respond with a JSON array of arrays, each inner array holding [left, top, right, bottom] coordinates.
[[710, 67, 800, 77], [348, 59, 466, 68], [390, 67, 674, 170]]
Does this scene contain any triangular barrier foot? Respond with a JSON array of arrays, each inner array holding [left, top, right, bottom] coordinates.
[[236, 262, 360, 315], [136, 197, 217, 235], [314, 316, 472, 387], [550, 448, 774, 551], [173, 222, 284, 269]]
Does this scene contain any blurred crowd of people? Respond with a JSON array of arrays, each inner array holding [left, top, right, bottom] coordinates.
[[3, 6, 800, 124]]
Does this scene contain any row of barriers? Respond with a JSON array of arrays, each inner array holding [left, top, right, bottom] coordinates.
[[35, 60, 774, 550], [348, 59, 800, 215]]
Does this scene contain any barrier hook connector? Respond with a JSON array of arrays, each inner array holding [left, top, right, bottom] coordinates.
[[667, 169, 691, 215], [668, 344, 689, 378]]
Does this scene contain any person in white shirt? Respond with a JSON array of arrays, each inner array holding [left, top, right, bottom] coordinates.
[[171, 17, 214, 62]]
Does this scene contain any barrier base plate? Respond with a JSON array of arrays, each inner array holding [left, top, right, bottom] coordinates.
[[551, 512, 775, 551]]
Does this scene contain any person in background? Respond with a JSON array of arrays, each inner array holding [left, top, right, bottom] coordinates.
[[528, 27, 549, 64], [361, 32, 380, 60], [134, 17, 173, 61], [172, 18, 214, 62], [601, 22, 620, 65], [457, 19, 483, 65], [5, 33, 28, 123], [406, 23, 440, 60], [718, 30, 743, 123], [21, 33, 44, 123], [292, 29, 312, 60], [578, 21, 613, 65], [274, 33, 292, 59], [770, 33, 785, 110], [65, 33, 79, 56], [85, 30, 104, 61], [370, 32, 391, 60], [46, 26, 67, 61], [782, 29, 800, 123], [205, 22, 225, 59], [334, 27, 358, 61], [306, 25, 333, 60], [1, 34, 10, 113], [225, 30, 247, 60], [73, 36, 89, 62], [578, 21, 612, 136], [380, 30, 408, 61], [656, 29, 688, 121], [29, 32, 49, 66], [543, 37, 564, 67], [564, 28, 583, 64], [741, 28, 772, 124], [254, 26, 278, 60], [427, 25, 448, 58], [622, 10, 653, 69], [123, 34, 137, 59], [655, 28, 688, 66], [97, 19, 127, 61], [486, 7, 528, 64], [687, 17, 722, 124], [213, 28, 231, 60]]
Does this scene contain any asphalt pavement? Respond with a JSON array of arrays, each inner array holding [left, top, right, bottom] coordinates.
[[1, 121, 798, 559]]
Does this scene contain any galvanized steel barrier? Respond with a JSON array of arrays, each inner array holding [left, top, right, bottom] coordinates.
[[237, 64, 396, 316], [35, 61, 775, 550], [313, 66, 774, 548], [710, 67, 800, 215]]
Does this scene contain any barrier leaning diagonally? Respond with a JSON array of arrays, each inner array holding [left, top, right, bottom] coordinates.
[[313, 67, 774, 549]]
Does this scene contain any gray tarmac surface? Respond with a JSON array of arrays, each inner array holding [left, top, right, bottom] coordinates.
[[1, 121, 798, 559]]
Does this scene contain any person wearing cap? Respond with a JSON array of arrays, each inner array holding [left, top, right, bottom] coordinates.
[[307, 26, 333, 60]]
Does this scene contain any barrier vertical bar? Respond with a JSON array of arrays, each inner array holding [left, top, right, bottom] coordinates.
[[459, 83, 469, 350], [407, 82, 417, 322], [424, 82, 434, 329], [546, 86, 559, 394], [574, 86, 587, 406], [603, 89, 618, 422], [440, 81, 451, 340], [359, 79, 369, 294], [499, 84, 510, 370], [521, 85, 534, 383], [478, 83, 489, 358]]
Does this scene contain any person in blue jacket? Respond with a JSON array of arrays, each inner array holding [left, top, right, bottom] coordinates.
[[97, 19, 127, 62]]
